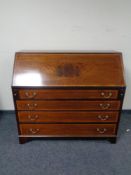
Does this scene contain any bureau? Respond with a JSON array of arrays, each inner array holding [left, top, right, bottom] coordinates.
[[12, 52, 126, 144]]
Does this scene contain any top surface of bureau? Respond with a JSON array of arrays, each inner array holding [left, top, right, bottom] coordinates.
[[12, 52, 126, 87]]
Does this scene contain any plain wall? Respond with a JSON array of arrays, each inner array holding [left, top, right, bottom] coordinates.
[[0, 0, 131, 110]]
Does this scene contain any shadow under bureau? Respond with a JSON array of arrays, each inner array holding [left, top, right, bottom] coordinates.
[[12, 52, 126, 144]]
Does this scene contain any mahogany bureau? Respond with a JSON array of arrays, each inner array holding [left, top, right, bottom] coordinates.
[[12, 52, 126, 144]]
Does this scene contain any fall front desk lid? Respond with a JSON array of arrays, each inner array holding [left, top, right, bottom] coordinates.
[[12, 52, 126, 87]]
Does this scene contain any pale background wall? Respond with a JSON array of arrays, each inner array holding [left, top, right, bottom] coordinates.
[[0, 0, 131, 110]]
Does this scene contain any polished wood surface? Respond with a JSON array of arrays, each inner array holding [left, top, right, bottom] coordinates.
[[18, 111, 119, 123], [12, 52, 125, 87], [12, 52, 126, 143], [16, 100, 120, 111], [20, 124, 116, 136], [18, 89, 118, 100]]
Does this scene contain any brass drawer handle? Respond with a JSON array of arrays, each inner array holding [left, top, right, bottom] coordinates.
[[97, 115, 109, 121], [25, 92, 37, 98], [97, 128, 107, 134], [99, 103, 110, 110], [28, 115, 39, 121], [26, 103, 38, 109], [101, 92, 112, 98], [29, 128, 39, 134]]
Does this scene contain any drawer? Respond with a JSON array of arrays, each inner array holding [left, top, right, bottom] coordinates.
[[16, 100, 120, 111], [17, 89, 118, 100], [18, 111, 119, 123], [20, 124, 116, 136]]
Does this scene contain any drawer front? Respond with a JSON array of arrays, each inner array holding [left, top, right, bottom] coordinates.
[[16, 100, 120, 111], [20, 124, 116, 136], [18, 89, 118, 100], [18, 111, 119, 123]]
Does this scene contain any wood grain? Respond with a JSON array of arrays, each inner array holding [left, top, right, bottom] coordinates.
[[12, 52, 126, 143], [18, 89, 118, 100], [16, 100, 120, 111], [18, 111, 119, 123], [20, 124, 116, 136], [12, 52, 126, 87]]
